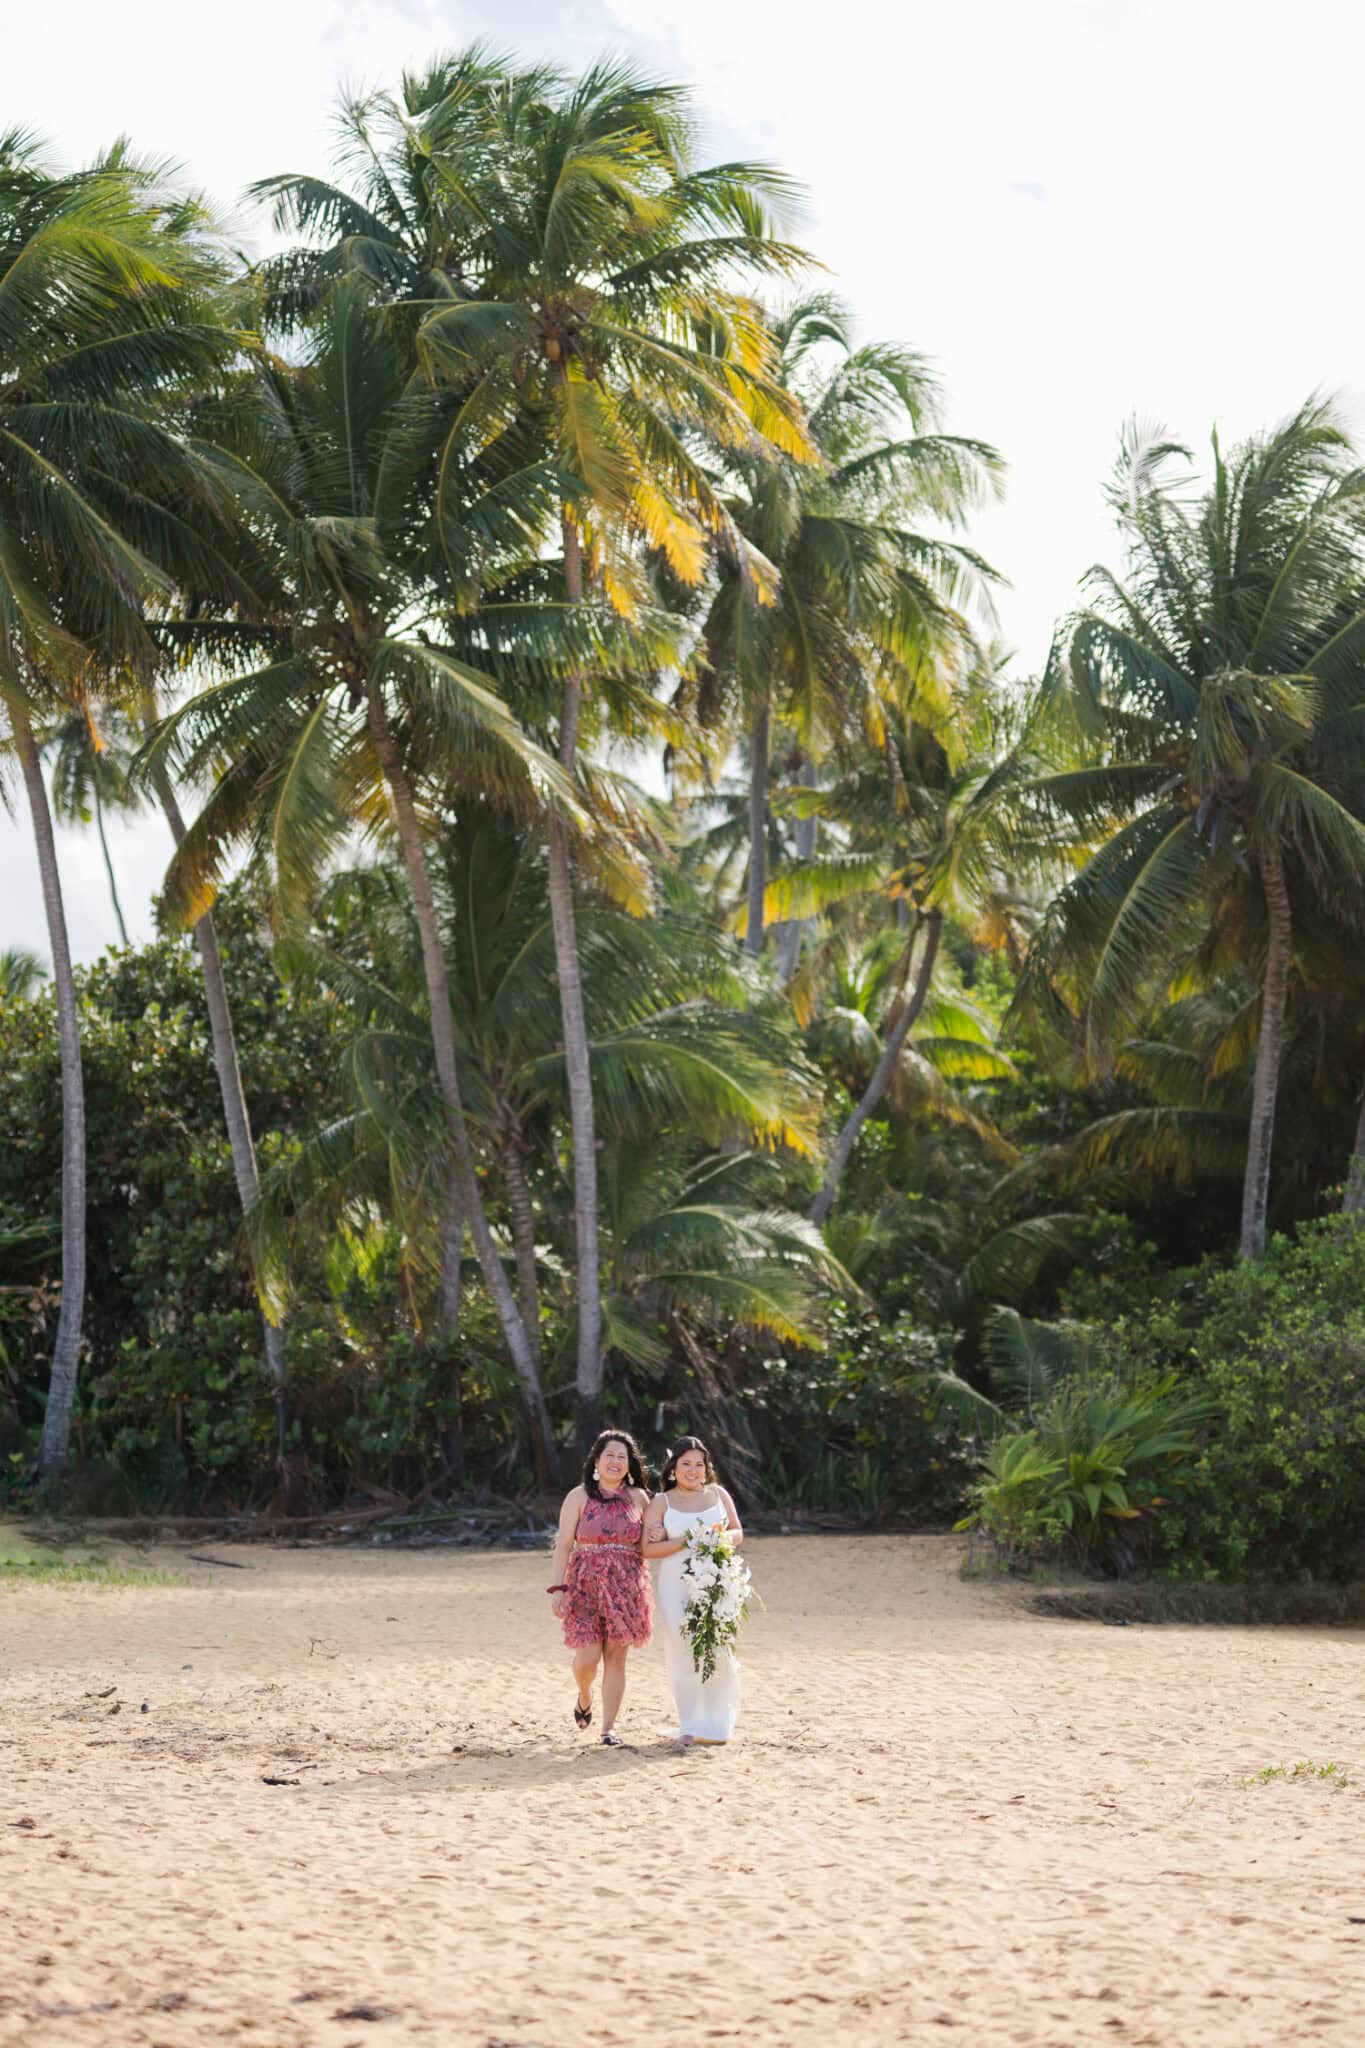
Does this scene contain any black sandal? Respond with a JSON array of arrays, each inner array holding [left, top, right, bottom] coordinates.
[[574, 1699, 592, 1729], [601, 1730, 623, 1747]]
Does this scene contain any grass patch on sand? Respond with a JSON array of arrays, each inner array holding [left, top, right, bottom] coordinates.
[[0, 1529, 183, 1587], [1239, 1760, 1350, 1788]]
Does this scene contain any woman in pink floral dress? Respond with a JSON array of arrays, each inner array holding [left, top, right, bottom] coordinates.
[[546, 1431, 653, 1746]]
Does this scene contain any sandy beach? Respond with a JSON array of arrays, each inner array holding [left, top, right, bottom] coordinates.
[[3, 1533, 1364, 2047]]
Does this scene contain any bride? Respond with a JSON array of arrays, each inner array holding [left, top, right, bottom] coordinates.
[[642, 1435, 744, 1745]]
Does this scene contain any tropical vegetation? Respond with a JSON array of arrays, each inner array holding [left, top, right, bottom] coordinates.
[[6, 59, 1365, 1583]]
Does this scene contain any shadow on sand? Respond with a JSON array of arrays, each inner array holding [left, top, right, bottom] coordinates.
[[340, 1735, 714, 1795]]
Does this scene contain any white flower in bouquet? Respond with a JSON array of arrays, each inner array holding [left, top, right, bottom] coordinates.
[[679, 1524, 754, 1682]]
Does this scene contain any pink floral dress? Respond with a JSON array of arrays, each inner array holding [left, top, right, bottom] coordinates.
[[561, 1489, 653, 1649]]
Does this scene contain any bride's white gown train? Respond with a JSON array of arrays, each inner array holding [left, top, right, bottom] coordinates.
[[657, 1497, 742, 1742]]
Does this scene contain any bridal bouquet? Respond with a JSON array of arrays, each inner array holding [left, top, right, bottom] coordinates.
[[679, 1523, 753, 1681]]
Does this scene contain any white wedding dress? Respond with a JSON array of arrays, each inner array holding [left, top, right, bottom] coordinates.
[[657, 1494, 742, 1742]]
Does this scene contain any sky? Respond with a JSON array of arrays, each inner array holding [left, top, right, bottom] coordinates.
[[6, 0, 1365, 965]]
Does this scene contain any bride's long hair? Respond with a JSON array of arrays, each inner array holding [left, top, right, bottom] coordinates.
[[581, 1429, 650, 1500], [659, 1435, 716, 1492]]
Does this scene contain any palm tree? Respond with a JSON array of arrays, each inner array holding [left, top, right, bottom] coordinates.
[[695, 294, 1002, 962], [418, 814, 817, 1363], [146, 276, 578, 1464], [0, 948, 46, 999], [405, 55, 816, 1447], [247, 49, 529, 330], [1042, 922, 1365, 1230], [0, 141, 316, 1488], [808, 947, 1014, 1147], [45, 693, 139, 944], [598, 1143, 846, 1382], [0, 134, 234, 1473], [9, 154, 317, 1493], [141, 714, 307, 1481], [270, 816, 821, 1473], [1019, 406, 1365, 1257], [742, 676, 1038, 1225]]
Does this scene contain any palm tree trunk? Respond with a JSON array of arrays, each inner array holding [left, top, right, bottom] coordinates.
[[1240, 843, 1292, 1260], [808, 911, 943, 1227], [366, 685, 554, 1486], [1344, 1093, 1365, 1216], [14, 706, 85, 1476], [92, 778, 130, 947], [551, 495, 604, 1454], [437, 1166, 465, 1483], [776, 784, 816, 982], [151, 763, 295, 1486], [744, 696, 771, 958], [438, 1168, 463, 1333], [499, 1132, 542, 1370]]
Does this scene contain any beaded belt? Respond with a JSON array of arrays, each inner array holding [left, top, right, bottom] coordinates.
[[574, 1538, 640, 1550]]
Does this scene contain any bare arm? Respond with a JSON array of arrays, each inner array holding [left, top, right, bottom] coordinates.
[[719, 1487, 745, 1545], [547, 1486, 585, 1618], [641, 1493, 684, 1559]]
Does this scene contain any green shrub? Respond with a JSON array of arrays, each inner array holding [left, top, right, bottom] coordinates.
[[1154, 1220, 1365, 1579], [958, 1431, 1066, 1554], [957, 1376, 1210, 1569], [0, 900, 567, 1508], [746, 1305, 971, 1522], [0, 894, 344, 1455]]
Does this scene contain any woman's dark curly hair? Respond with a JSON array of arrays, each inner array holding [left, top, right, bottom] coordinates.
[[582, 1429, 650, 1500], [659, 1435, 717, 1493]]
